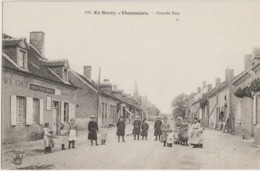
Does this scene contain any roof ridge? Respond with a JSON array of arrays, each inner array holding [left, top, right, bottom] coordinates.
[[69, 69, 97, 92], [29, 44, 47, 60], [45, 59, 68, 62]]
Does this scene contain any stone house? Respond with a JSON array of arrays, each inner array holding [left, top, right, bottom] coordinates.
[[68, 68, 125, 129], [187, 81, 212, 125], [2, 32, 77, 143], [232, 48, 260, 141]]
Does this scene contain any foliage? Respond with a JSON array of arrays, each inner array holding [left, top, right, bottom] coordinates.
[[250, 78, 260, 92], [234, 86, 252, 98], [234, 87, 244, 98], [243, 86, 252, 98], [171, 93, 187, 118], [200, 98, 208, 108]]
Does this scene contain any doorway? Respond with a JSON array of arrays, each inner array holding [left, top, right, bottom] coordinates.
[[53, 101, 60, 135]]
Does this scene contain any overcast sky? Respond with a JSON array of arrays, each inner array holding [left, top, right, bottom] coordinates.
[[3, 2, 260, 114]]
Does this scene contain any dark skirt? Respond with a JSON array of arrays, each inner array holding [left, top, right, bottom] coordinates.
[[117, 129, 125, 136], [141, 130, 148, 136], [154, 129, 162, 136], [133, 128, 141, 135], [88, 129, 97, 140]]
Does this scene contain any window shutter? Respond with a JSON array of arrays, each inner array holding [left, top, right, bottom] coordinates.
[[26, 97, 33, 125], [69, 103, 72, 122], [71, 104, 75, 120], [61, 101, 64, 124], [39, 99, 44, 124], [11, 95, 17, 126]]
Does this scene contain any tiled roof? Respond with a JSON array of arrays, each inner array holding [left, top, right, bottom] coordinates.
[[43, 60, 69, 67], [2, 39, 77, 89], [3, 39, 23, 47], [74, 72, 97, 89]]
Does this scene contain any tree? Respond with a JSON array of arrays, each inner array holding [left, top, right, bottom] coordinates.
[[171, 93, 187, 119]]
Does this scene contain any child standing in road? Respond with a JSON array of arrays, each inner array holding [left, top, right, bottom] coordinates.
[[141, 119, 149, 140], [166, 129, 173, 147], [100, 125, 108, 145], [68, 119, 78, 149], [198, 130, 204, 148], [173, 129, 180, 144], [60, 124, 68, 150]]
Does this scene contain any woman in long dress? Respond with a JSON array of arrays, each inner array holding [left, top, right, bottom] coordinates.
[[154, 117, 162, 141], [160, 117, 171, 147], [189, 118, 201, 148], [88, 115, 99, 146]]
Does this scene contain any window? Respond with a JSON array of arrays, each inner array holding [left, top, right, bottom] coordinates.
[[16, 96, 26, 124], [105, 103, 107, 118], [63, 68, 68, 82], [33, 98, 40, 124], [102, 102, 104, 118], [18, 50, 27, 68], [219, 110, 224, 122], [64, 102, 69, 122]]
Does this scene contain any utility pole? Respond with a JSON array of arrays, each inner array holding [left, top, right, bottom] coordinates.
[[97, 67, 101, 127]]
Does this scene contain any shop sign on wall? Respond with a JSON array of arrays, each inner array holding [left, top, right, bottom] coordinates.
[[30, 84, 55, 94]]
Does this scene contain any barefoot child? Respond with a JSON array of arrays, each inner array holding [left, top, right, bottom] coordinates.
[[100, 125, 108, 145]]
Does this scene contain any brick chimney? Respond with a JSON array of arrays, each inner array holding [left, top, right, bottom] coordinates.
[[197, 87, 201, 93], [104, 79, 110, 85], [83, 66, 92, 79], [244, 54, 252, 70], [112, 85, 118, 91], [225, 68, 234, 83], [202, 81, 207, 89], [252, 48, 260, 66], [215, 77, 221, 87], [208, 84, 212, 91], [30, 31, 45, 56]]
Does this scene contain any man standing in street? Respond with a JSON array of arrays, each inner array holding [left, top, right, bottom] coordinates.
[[117, 117, 126, 143], [133, 116, 142, 140], [154, 116, 162, 141]]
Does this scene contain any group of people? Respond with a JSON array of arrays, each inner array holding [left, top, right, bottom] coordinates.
[[42, 114, 205, 154], [43, 115, 108, 154], [153, 116, 204, 148], [43, 118, 78, 154], [116, 116, 150, 142]]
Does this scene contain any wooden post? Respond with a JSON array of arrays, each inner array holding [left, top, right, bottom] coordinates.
[[97, 67, 101, 128]]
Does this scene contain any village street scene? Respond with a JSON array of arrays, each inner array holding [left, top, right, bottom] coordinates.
[[1, 2, 260, 170]]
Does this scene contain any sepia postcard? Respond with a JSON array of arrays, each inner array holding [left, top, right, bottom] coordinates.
[[1, 1, 260, 170]]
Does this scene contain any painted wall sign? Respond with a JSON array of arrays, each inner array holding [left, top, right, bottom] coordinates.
[[3, 77, 29, 88], [30, 84, 55, 94]]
